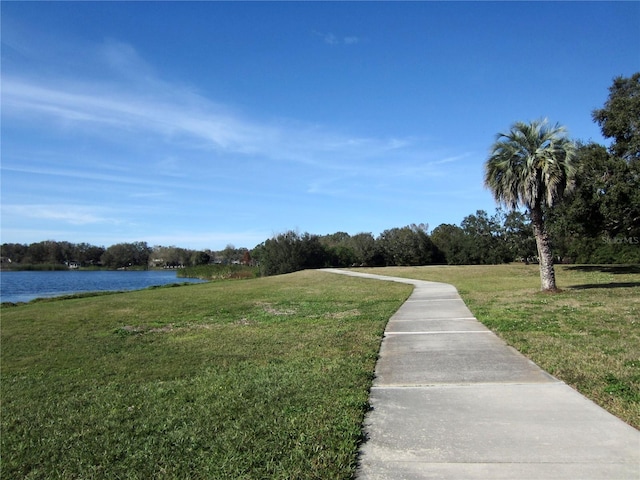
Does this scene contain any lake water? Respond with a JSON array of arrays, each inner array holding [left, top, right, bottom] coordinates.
[[0, 270, 206, 304]]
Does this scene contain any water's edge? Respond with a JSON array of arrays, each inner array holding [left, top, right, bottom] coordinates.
[[1, 270, 205, 304]]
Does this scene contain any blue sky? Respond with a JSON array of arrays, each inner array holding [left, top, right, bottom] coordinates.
[[2, 2, 639, 250]]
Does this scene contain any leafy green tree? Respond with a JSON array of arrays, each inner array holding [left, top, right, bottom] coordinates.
[[191, 250, 211, 266], [377, 224, 437, 266], [254, 231, 329, 276], [319, 232, 357, 267], [20, 240, 64, 265], [431, 224, 467, 265], [221, 244, 238, 264], [501, 210, 536, 262], [485, 120, 576, 291], [348, 233, 381, 266], [2, 241, 106, 267], [321, 231, 351, 246], [592, 72, 640, 163], [460, 210, 510, 264], [432, 209, 534, 265], [0, 243, 28, 263], [213, 245, 251, 265], [546, 142, 640, 263], [75, 243, 105, 266], [101, 242, 151, 269]]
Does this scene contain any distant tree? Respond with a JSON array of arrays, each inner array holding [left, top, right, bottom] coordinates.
[[0, 243, 28, 263], [460, 210, 510, 264], [592, 72, 640, 163], [485, 120, 576, 291], [190, 250, 211, 266], [75, 243, 105, 266], [221, 244, 237, 264], [501, 210, 536, 262], [21, 241, 58, 264], [431, 210, 533, 265], [348, 233, 381, 266], [151, 246, 177, 267], [101, 242, 151, 269], [377, 224, 437, 266], [1, 241, 107, 266], [254, 231, 330, 276], [431, 224, 467, 265], [319, 232, 357, 267], [214, 245, 250, 265], [322, 231, 351, 246]]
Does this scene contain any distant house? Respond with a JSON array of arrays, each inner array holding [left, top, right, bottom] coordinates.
[[150, 258, 165, 268]]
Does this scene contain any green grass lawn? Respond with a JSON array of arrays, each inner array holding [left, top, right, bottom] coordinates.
[[1, 271, 412, 479], [2, 265, 638, 479], [354, 264, 640, 430]]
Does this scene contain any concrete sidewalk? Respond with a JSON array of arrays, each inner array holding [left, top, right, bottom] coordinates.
[[322, 269, 640, 480]]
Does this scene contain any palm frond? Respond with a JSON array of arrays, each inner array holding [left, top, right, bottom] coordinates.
[[484, 119, 576, 211]]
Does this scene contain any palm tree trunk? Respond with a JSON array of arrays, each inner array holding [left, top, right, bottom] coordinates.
[[530, 205, 558, 291]]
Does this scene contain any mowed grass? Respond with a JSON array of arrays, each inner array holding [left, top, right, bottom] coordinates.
[[3, 264, 638, 479], [354, 264, 640, 429], [1, 271, 412, 479]]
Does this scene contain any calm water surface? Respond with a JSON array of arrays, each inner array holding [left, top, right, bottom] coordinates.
[[0, 270, 206, 303]]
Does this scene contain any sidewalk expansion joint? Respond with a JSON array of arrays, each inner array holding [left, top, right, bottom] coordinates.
[[390, 317, 477, 321], [384, 331, 492, 335], [389, 315, 478, 323], [405, 298, 462, 302], [371, 381, 566, 389]]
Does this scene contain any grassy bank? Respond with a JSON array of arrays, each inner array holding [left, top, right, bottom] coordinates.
[[177, 263, 259, 281], [354, 264, 640, 429], [1, 271, 411, 479]]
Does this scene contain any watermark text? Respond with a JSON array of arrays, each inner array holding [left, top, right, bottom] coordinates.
[[602, 236, 639, 245]]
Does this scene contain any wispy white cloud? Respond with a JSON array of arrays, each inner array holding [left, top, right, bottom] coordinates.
[[99, 38, 157, 81], [2, 78, 248, 148], [313, 31, 362, 46], [0, 163, 278, 208], [1, 37, 472, 248], [321, 32, 339, 45], [391, 153, 472, 178], [5, 39, 457, 182], [2, 68, 439, 177], [2, 204, 117, 226], [1, 164, 181, 189], [128, 191, 169, 199]]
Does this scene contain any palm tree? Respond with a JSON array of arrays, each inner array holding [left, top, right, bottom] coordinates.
[[484, 119, 576, 291]]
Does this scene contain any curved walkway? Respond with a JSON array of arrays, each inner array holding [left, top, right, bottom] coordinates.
[[322, 269, 640, 480]]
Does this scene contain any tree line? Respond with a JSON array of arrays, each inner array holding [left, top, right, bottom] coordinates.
[[251, 215, 533, 276], [0, 214, 538, 274], [1, 189, 636, 274], [0, 241, 250, 270], [1, 73, 638, 275]]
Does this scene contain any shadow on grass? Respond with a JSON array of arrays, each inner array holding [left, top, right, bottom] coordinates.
[[563, 265, 640, 274], [569, 282, 640, 290]]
